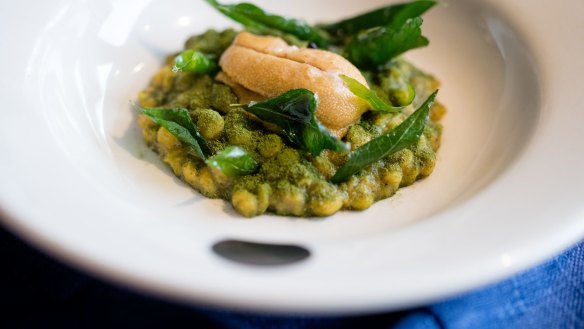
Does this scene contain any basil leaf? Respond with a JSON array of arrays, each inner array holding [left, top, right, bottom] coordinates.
[[135, 103, 211, 160], [205, 146, 258, 177], [340, 74, 407, 113], [205, 0, 332, 47], [331, 90, 437, 183], [345, 17, 429, 70], [172, 49, 217, 74], [321, 1, 436, 37], [237, 89, 347, 156]]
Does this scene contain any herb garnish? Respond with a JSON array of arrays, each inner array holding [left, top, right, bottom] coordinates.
[[135, 103, 211, 160], [206, 146, 258, 177], [205, 0, 332, 47], [340, 74, 411, 113], [331, 90, 438, 183], [345, 17, 429, 70], [172, 49, 218, 74], [205, 0, 435, 69], [321, 1, 436, 38], [234, 89, 347, 156]]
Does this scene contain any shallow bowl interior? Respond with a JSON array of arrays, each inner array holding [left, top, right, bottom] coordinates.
[[2, 0, 566, 313], [86, 0, 538, 241]]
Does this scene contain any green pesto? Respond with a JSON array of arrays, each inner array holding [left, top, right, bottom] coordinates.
[[184, 29, 238, 56], [196, 109, 224, 140], [137, 29, 445, 218]]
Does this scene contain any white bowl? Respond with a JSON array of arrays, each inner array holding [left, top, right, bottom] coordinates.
[[1, 0, 583, 314]]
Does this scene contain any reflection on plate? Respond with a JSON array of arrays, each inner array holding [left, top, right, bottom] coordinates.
[[0, 0, 583, 313]]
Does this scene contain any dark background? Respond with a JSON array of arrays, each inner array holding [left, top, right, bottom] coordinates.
[[0, 223, 409, 329]]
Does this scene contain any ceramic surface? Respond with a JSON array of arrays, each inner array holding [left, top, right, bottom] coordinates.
[[1, 0, 583, 313]]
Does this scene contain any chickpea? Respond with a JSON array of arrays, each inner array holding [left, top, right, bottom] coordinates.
[[346, 125, 372, 150], [197, 109, 224, 140], [309, 182, 342, 216], [259, 159, 281, 182], [155, 66, 175, 93], [189, 89, 211, 109], [226, 126, 253, 146], [276, 148, 301, 165], [192, 166, 219, 198], [157, 127, 180, 153], [414, 136, 436, 177], [182, 161, 199, 187], [137, 114, 157, 145], [430, 102, 447, 122], [256, 183, 271, 214], [287, 163, 316, 188], [225, 110, 255, 146], [385, 113, 406, 131], [424, 123, 443, 151], [342, 175, 377, 210], [211, 83, 238, 114], [379, 67, 416, 107], [311, 155, 335, 180], [418, 156, 436, 177], [271, 183, 306, 216], [398, 149, 419, 186], [138, 89, 158, 108], [163, 150, 187, 176], [231, 190, 259, 217], [348, 187, 374, 210], [322, 149, 348, 167], [380, 164, 403, 191], [174, 72, 195, 92], [257, 134, 283, 158]]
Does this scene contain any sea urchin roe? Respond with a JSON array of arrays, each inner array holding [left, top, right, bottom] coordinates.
[[136, 28, 445, 218], [219, 32, 370, 137]]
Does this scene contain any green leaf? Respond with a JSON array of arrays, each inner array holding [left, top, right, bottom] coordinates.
[[172, 49, 217, 74], [340, 74, 408, 112], [135, 103, 211, 160], [380, 66, 417, 106], [321, 1, 436, 37], [205, 0, 332, 47], [331, 90, 438, 183], [205, 146, 258, 177], [394, 83, 416, 106], [236, 89, 347, 156], [345, 17, 429, 70]]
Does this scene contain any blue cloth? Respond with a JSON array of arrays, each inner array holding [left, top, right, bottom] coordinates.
[[0, 223, 582, 328], [394, 242, 584, 329]]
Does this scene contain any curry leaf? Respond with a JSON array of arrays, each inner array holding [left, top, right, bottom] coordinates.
[[331, 90, 437, 183], [235, 89, 347, 155], [340, 74, 408, 112], [205, 0, 332, 47], [205, 146, 258, 177], [384, 75, 417, 107], [345, 17, 428, 70], [172, 49, 217, 74], [321, 1, 436, 37], [135, 103, 211, 160]]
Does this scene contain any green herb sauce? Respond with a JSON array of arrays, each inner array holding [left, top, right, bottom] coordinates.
[[137, 29, 445, 217]]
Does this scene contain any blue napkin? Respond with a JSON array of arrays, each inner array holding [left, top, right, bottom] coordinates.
[[0, 223, 582, 328], [393, 241, 584, 329]]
